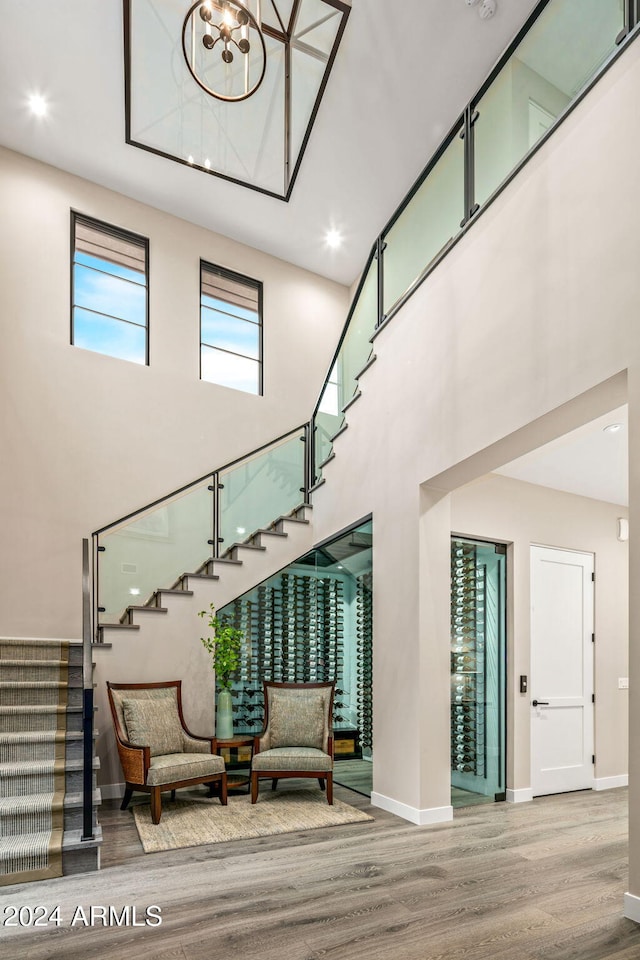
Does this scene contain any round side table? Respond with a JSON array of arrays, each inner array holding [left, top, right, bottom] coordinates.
[[215, 735, 254, 793]]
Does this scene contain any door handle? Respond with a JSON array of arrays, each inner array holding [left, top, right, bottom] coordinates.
[[532, 699, 549, 707]]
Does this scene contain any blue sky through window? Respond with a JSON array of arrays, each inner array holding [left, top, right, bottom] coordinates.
[[200, 269, 261, 394], [72, 248, 147, 365]]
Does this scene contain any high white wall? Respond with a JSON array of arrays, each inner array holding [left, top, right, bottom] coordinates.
[[312, 31, 640, 851], [0, 146, 348, 638], [451, 474, 629, 790]]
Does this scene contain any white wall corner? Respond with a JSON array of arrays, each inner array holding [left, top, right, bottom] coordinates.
[[624, 892, 640, 924], [371, 792, 453, 826], [593, 774, 629, 791], [506, 787, 533, 803]]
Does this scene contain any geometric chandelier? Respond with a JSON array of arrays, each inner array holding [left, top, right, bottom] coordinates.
[[182, 1, 267, 102], [125, 0, 351, 200]]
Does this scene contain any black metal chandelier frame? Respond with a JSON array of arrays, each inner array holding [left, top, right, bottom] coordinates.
[[181, 0, 268, 103]]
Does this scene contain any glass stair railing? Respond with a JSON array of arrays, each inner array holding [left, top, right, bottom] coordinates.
[[92, 0, 637, 635], [310, 0, 634, 479], [94, 423, 313, 627]]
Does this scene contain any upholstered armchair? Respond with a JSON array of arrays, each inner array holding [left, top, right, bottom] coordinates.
[[107, 680, 227, 824], [251, 681, 335, 804]]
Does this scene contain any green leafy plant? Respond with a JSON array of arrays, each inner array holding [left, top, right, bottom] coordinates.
[[198, 604, 244, 690]]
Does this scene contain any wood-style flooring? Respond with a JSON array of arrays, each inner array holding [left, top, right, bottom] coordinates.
[[333, 758, 373, 796], [1, 785, 638, 960]]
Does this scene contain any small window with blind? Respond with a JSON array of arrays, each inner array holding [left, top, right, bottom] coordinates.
[[200, 261, 262, 395], [71, 212, 149, 365]]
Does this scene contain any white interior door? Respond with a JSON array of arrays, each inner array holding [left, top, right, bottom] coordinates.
[[530, 545, 594, 797]]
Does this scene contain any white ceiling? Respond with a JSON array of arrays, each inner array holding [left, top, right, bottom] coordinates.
[[496, 406, 629, 507], [0, 0, 540, 286]]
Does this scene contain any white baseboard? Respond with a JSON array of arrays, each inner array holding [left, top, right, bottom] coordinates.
[[594, 774, 628, 791], [624, 892, 640, 923], [506, 788, 533, 803], [371, 792, 453, 826], [100, 781, 125, 801]]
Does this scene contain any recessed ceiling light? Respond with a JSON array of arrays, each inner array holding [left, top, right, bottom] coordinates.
[[236, 527, 246, 535], [204, 158, 211, 169], [129, 587, 140, 596], [603, 423, 623, 434], [187, 154, 194, 165], [28, 93, 48, 117], [325, 229, 342, 249]]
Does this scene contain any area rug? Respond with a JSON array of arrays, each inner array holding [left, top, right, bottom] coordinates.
[[132, 788, 374, 853]]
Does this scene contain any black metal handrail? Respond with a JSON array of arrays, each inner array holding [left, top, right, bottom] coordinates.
[[93, 421, 313, 632], [93, 421, 310, 537], [81, 538, 94, 841]]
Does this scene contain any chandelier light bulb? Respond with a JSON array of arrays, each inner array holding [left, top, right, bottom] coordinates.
[[183, 0, 266, 102]]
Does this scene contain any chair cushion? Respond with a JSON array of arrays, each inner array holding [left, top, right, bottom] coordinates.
[[252, 747, 332, 773], [269, 693, 325, 750], [122, 696, 183, 758], [146, 752, 225, 786]]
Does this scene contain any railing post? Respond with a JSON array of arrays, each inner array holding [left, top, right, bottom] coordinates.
[[616, 0, 636, 44], [92, 534, 99, 644], [303, 422, 313, 502], [213, 472, 222, 559], [460, 105, 480, 227], [81, 538, 95, 842], [376, 235, 386, 328]]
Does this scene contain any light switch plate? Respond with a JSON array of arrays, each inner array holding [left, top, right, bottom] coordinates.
[[619, 677, 629, 689]]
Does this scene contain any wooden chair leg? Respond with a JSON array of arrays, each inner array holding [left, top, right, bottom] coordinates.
[[326, 773, 333, 805], [151, 787, 162, 824], [120, 786, 133, 811], [318, 778, 326, 791], [271, 778, 278, 791], [251, 772, 259, 804], [220, 773, 228, 806]]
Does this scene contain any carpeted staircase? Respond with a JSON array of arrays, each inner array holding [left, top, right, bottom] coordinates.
[[0, 637, 102, 885]]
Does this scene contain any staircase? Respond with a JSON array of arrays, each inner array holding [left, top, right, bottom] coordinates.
[[0, 637, 101, 886], [99, 503, 315, 642]]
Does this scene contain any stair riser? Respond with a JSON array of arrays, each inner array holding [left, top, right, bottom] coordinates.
[[0, 849, 53, 875], [0, 665, 82, 685], [0, 687, 82, 709], [0, 644, 82, 667], [0, 806, 99, 838], [64, 805, 100, 834], [0, 739, 84, 764], [0, 769, 97, 799], [0, 712, 83, 733], [63, 844, 100, 875]]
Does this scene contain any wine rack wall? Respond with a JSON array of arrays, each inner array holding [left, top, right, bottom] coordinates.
[[356, 572, 373, 750], [451, 541, 486, 777], [222, 571, 372, 739]]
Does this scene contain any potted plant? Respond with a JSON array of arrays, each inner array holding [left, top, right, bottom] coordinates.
[[199, 604, 244, 739]]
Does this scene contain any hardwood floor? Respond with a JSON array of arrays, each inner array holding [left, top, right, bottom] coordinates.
[[333, 758, 373, 796], [1, 785, 638, 960]]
